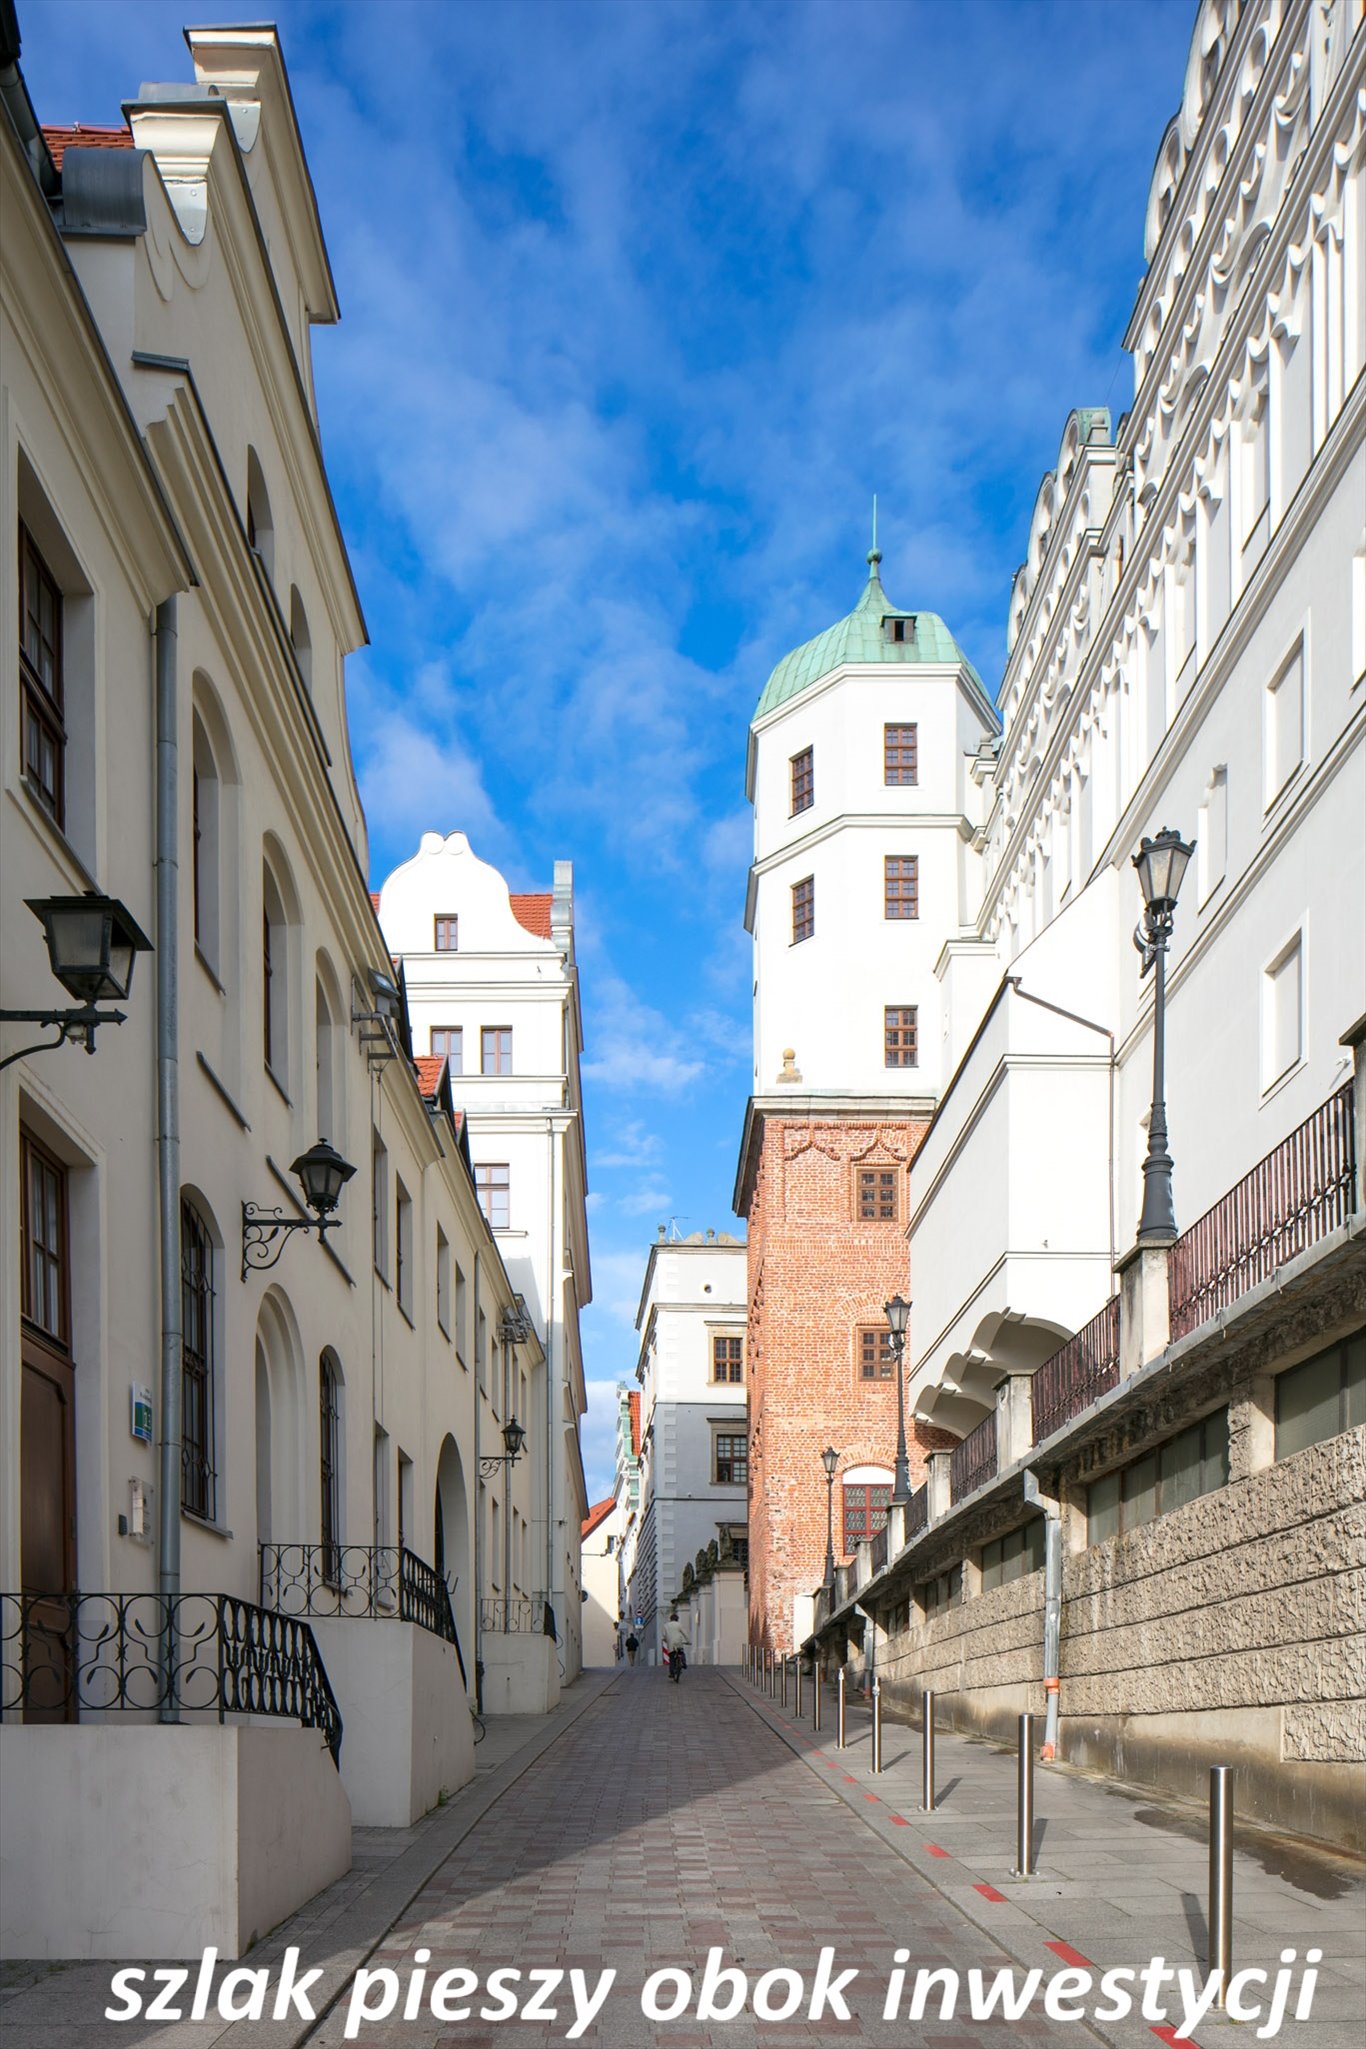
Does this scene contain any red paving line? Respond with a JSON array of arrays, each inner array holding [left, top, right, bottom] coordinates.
[[890, 1815, 910, 1826], [1046, 1941, 1095, 1969], [925, 1843, 951, 1857], [974, 1882, 1008, 1902], [864, 1792, 880, 1802], [1151, 2030, 1199, 2049]]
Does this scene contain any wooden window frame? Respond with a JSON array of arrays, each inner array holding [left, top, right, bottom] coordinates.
[[711, 1333, 744, 1384], [476, 1162, 511, 1231], [180, 1200, 217, 1522], [841, 1481, 891, 1551], [884, 722, 917, 787], [790, 746, 814, 816], [20, 1131, 70, 1350], [791, 874, 815, 944], [431, 1025, 463, 1071], [481, 1026, 513, 1076], [854, 1165, 899, 1222], [434, 914, 459, 953], [884, 1005, 918, 1068], [713, 1431, 748, 1486], [857, 1326, 895, 1382], [884, 853, 919, 919], [19, 524, 65, 828]]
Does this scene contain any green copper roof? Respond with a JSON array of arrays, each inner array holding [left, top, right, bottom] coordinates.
[[755, 550, 982, 721]]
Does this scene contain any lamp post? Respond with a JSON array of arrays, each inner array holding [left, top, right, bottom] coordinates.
[[241, 1139, 356, 1278], [885, 1293, 911, 1503], [820, 1444, 839, 1596], [1, 893, 153, 1069], [1131, 828, 1195, 1244]]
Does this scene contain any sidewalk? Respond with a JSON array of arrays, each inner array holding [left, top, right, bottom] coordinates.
[[727, 1665, 1366, 2049], [0, 1670, 619, 2049]]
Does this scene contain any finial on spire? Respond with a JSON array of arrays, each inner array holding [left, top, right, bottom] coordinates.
[[867, 493, 882, 574]]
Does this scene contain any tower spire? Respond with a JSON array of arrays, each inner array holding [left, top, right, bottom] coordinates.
[[867, 493, 882, 575]]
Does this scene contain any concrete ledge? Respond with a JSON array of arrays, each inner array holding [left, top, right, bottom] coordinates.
[[480, 1630, 558, 1714], [308, 1618, 474, 1826], [0, 1723, 351, 1958]]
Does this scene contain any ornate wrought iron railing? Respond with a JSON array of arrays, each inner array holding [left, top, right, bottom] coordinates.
[[1031, 1295, 1122, 1444], [1168, 1084, 1356, 1340], [904, 1482, 929, 1539], [479, 1595, 549, 1634], [260, 1543, 466, 1681], [0, 1591, 342, 1765], [950, 1412, 998, 1503]]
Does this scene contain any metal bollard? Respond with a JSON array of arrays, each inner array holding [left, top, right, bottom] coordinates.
[[767, 1648, 774, 1696], [1209, 1766, 1233, 2007], [795, 1657, 803, 1717], [813, 1662, 822, 1731], [1015, 1712, 1035, 1876], [837, 1666, 847, 1748], [872, 1678, 883, 1773], [781, 1655, 789, 1709], [922, 1690, 936, 1811]]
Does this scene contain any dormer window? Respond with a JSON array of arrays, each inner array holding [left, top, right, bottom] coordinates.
[[885, 616, 916, 645]]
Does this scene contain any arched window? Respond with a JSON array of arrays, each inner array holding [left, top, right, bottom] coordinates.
[[320, 1352, 342, 1581], [245, 447, 274, 580], [315, 965, 343, 1149], [181, 1198, 217, 1522], [289, 586, 312, 689], [263, 860, 288, 1082], [841, 1465, 894, 1554], [192, 712, 221, 969]]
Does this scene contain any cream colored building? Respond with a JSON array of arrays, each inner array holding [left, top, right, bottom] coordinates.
[[1, 22, 541, 1957]]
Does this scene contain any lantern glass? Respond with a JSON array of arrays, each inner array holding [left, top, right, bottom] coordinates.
[[820, 1444, 839, 1479], [27, 893, 152, 1004], [1133, 829, 1194, 913], [292, 1139, 356, 1215], [884, 1293, 911, 1339], [504, 1417, 527, 1462]]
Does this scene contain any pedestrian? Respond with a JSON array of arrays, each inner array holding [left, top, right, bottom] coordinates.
[[625, 1632, 639, 1666]]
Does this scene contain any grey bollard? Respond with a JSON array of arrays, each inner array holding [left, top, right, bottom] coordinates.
[[922, 1689, 935, 1811], [837, 1666, 847, 1748], [1209, 1766, 1233, 2007], [1015, 1712, 1035, 1876], [795, 1657, 803, 1717], [872, 1678, 883, 1773], [781, 1655, 789, 1709], [813, 1662, 822, 1731]]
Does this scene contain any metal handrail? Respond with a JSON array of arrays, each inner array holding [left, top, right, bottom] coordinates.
[[479, 1595, 548, 1634], [950, 1412, 998, 1503], [905, 1483, 929, 1538], [260, 1542, 466, 1680], [1031, 1296, 1121, 1444]]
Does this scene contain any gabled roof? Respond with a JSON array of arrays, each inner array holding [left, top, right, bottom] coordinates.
[[510, 892, 553, 940], [42, 123, 133, 168], [755, 549, 981, 721], [581, 1498, 616, 1540], [413, 1055, 446, 1100]]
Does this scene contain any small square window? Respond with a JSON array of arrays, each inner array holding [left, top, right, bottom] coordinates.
[[790, 747, 814, 815], [792, 875, 815, 944], [885, 1005, 918, 1068], [885, 854, 919, 919], [855, 1167, 898, 1221], [858, 1327, 895, 1380], [712, 1334, 744, 1383], [434, 914, 459, 952], [482, 1026, 512, 1076], [885, 723, 917, 787], [714, 1432, 748, 1485]]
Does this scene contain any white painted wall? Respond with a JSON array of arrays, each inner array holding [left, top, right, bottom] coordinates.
[[308, 1618, 475, 1826]]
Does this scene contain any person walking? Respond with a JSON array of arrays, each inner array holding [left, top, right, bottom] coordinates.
[[661, 1609, 689, 1683], [625, 1632, 639, 1667]]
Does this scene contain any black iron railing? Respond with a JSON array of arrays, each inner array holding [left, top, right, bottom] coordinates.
[[869, 1525, 889, 1575], [950, 1413, 998, 1503], [261, 1543, 465, 1682], [905, 1483, 929, 1538], [1169, 1084, 1356, 1339], [1031, 1296, 1122, 1444], [0, 1591, 342, 1765], [480, 1595, 549, 1634]]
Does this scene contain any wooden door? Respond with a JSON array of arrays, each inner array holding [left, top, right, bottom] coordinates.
[[19, 1131, 76, 1720]]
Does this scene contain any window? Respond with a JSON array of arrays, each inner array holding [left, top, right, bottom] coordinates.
[[920, 1564, 962, 1618], [372, 1132, 389, 1277], [1087, 1409, 1229, 1543], [858, 1327, 895, 1381], [180, 1200, 217, 1522], [1262, 933, 1303, 1091], [319, 1353, 341, 1579], [842, 1482, 891, 1550], [20, 1133, 69, 1345], [885, 723, 918, 786], [790, 746, 814, 815], [395, 1178, 413, 1317], [476, 1162, 510, 1230], [431, 1026, 463, 1070], [856, 1167, 899, 1222], [792, 875, 815, 944], [711, 1334, 744, 1383], [885, 855, 919, 919], [245, 448, 274, 580], [435, 1225, 451, 1335], [1275, 1331, 1365, 1459], [1265, 641, 1304, 807], [1197, 765, 1228, 907], [885, 617, 916, 645], [482, 1027, 512, 1076], [19, 524, 64, 825], [980, 1518, 1044, 1591], [192, 716, 221, 967], [1241, 384, 1270, 572], [885, 1005, 918, 1068], [263, 863, 288, 1080], [714, 1432, 748, 1485], [455, 1261, 468, 1362], [724, 1526, 750, 1569], [289, 586, 312, 689], [434, 915, 459, 952]]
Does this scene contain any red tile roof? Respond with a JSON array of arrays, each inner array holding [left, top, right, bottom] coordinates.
[[413, 1055, 445, 1099], [510, 892, 553, 940], [369, 892, 381, 915], [43, 124, 133, 169], [628, 1390, 641, 1457], [581, 1497, 616, 1540]]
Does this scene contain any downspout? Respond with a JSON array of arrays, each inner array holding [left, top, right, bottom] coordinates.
[[473, 1244, 483, 1713], [154, 597, 182, 1721], [1024, 1468, 1062, 1759]]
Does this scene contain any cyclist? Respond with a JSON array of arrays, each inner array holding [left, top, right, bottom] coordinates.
[[662, 1609, 690, 1682]]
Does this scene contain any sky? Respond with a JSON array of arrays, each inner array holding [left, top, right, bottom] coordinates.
[[20, 0, 1200, 1505]]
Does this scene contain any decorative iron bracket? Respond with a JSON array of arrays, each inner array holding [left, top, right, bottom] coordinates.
[[0, 1002, 127, 1071], [241, 1202, 336, 1281]]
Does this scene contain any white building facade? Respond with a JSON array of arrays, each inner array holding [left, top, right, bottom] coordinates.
[[377, 831, 591, 1689], [626, 1231, 748, 1666]]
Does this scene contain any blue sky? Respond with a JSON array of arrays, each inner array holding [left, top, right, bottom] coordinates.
[[21, 0, 1197, 1503]]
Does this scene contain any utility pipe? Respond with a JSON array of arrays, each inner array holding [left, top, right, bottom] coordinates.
[[1025, 1469, 1063, 1759], [154, 598, 182, 1722]]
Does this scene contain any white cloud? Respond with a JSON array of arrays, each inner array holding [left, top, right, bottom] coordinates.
[[617, 1184, 673, 1219]]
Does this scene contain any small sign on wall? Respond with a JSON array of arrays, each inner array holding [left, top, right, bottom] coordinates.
[[130, 1384, 153, 1443]]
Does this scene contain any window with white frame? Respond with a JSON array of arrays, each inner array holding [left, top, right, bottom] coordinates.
[[435, 1224, 451, 1336], [476, 1162, 510, 1229], [1262, 932, 1303, 1092], [395, 1177, 414, 1317], [1264, 640, 1304, 808], [1196, 765, 1228, 907], [1240, 376, 1271, 573], [371, 1132, 389, 1278]]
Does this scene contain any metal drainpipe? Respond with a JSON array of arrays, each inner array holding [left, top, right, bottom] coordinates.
[[473, 1244, 483, 1713], [1025, 1468, 1062, 1759], [154, 597, 182, 1720]]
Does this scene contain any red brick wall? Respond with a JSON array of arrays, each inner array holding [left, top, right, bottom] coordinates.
[[744, 1112, 953, 1653]]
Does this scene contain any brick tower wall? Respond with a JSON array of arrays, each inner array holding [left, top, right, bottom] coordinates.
[[744, 1111, 953, 1653]]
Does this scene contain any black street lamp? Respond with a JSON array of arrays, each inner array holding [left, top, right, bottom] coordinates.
[[241, 1139, 356, 1279], [820, 1444, 839, 1595], [885, 1293, 912, 1503], [1, 894, 153, 1070], [480, 1417, 528, 1476], [1132, 827, 1196, 1244]]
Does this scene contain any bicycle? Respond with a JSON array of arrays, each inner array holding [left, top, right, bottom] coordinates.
[[667, 1645, 687, 1683]]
